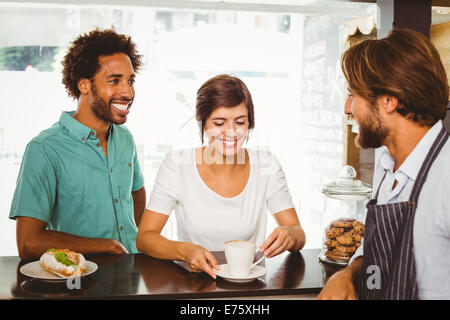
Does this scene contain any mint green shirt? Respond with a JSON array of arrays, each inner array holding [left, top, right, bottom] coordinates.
[[9, 111, 144, 253]]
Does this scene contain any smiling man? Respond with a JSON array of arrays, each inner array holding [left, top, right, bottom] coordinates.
[[318, 29, 450, 300], [9, 28, 146, 259]]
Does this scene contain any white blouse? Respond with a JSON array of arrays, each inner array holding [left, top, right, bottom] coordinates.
[[146, 148, 295, 251]]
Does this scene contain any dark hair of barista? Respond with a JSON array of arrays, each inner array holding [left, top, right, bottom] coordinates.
[[341, 28, 448, 127], [61, 27, 143, 99], [196, 74, 255, 143]]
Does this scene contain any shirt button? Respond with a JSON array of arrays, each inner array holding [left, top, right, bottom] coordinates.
[[97, 143, 101, 147], [90, 132, 95, 135], [128, 163, 132, 167], [120, 226, 123, 231], [110, 168, 113, 173], [114, 199, 118, 203], [81, 137, 85, 141]]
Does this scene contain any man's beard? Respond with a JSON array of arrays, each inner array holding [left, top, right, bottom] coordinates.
[[89, 84, 128, 125], [355, 108, 389, 149]]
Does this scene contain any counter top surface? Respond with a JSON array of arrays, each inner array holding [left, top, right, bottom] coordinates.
[[0, 249, 343, 299]]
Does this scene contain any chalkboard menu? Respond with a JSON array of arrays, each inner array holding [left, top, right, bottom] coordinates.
[[299, 15, 350, 247]]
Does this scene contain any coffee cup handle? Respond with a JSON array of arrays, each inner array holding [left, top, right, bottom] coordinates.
[[251, 248, 265, 269]]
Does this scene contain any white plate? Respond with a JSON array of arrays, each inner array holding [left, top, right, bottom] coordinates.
[[215, 264, 266, 283], [20, 260, 98, 283]]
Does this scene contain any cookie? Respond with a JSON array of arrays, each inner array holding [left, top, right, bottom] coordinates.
[[325, 249, 351, 262], [336, 231, 355, 246], [323, 218, 365, 263], [331, 218, 355, 229], [325, 226, 345, 239], [325, 239, 339, 248], [331, 248, 352, 257], [335, 244, 356, 254], [352, 220, 365, 234], [353, 233, 363, 243]]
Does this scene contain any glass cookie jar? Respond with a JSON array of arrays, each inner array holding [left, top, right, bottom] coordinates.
[[319, 166, 372, 266]]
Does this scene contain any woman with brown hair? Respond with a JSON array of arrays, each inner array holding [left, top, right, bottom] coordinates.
[[137, 74, 306, 279]]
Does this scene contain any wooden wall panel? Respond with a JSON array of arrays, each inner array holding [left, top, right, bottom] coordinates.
[[431, 21, 450, 89]]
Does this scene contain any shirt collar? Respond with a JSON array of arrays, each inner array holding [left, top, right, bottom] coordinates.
[[59, 111, 113, 143], [380, 120, 443, 181]]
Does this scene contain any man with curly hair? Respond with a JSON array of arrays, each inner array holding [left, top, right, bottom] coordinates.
[[9, 28, 146, 258]]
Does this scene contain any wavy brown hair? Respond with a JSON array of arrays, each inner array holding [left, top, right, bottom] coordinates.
[[61, 28, 143, 99], [341, 28, 448, 126], [196, 74, 255, 143]]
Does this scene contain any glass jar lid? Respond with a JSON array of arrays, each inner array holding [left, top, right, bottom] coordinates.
[[322, 165, 372, 200]]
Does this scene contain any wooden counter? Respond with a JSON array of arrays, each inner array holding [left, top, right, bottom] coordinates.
[[0, 249, 343, 300]]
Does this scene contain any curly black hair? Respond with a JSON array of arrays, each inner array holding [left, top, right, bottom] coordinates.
[[61, 28, 143, 99]]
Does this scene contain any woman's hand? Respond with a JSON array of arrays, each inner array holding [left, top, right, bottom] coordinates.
[[183, 243, 219, 279], [260, 209, 306, 258], [259, 226, 298, 258]]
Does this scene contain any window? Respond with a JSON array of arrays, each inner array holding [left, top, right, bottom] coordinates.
[[0, 1, 375, 256]]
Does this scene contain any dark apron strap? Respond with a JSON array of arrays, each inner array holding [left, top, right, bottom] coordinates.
[[372, 170, 387, 201], [409, 125, 449, 203]]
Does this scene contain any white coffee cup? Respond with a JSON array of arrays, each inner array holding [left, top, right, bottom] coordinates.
[[224, 240, 265, 277]]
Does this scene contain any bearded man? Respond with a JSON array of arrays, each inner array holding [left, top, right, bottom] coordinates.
[[10, 28, 146, 258], [319, 28, 450, 300]]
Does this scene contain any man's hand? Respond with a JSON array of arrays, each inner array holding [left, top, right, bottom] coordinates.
[[108, 239, 129, 254], [318, 256, 362, 300], [16, 216, 129, 259], [318, 269, 356, 300]]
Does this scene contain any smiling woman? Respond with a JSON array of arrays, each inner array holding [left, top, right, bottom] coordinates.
[[136, 74, 306, 279], [204, 102, 249, 160], [196, 74, 254, 160], [196, 74, 255, 144]]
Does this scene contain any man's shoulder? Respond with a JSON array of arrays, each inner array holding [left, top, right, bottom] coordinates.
[[112, 124, 136, 142], [29, 122, 64, 145], [429, 137, 450, 175], [437, 135, 450, 159], [432, 138, 450, 184]]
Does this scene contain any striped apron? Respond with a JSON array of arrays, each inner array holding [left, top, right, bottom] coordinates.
[[358, 126, 449, 300]]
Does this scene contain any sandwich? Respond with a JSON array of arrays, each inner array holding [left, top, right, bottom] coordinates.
[[39, 248, 87, 278]]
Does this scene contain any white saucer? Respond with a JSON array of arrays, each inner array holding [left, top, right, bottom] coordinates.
[[20, 260, 98, 283], [215, 264, 266, 283]]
